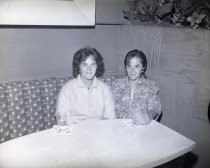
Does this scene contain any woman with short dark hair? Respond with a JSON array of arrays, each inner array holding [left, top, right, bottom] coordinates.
[[112, 49, 161, 125], [56, 47, 115, 124], [72, 47, 104, 78]]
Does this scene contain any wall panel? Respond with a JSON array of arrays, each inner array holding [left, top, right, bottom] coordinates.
[[160, 27, 210, 123], [0, 25, 119, 82], [118, 25, 162, 81]]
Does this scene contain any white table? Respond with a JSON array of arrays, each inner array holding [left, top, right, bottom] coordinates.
[[0, 119, 195, 168]]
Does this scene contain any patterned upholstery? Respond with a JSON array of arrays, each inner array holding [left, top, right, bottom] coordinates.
[[0, 75, 123, 143], [99, 75, 119, 87], [41, 78, 58, 129], [23, 80, 43, 134], [6, 82, 27, 139], [0, 84, 10, 142]]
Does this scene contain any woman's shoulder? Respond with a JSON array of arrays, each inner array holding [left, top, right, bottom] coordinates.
[[111, 77, 127, 90], [142, 78, 157, 85], [60, 78, 75, 90], [142, 78, 159, 93], [112, 77, 127, 86], [97, 78, 111, 89]]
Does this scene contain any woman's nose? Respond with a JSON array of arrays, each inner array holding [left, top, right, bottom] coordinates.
[[87, 66, 92, 71], [131, 67, 135, 73]]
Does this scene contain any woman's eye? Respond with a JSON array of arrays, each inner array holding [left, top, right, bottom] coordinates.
[[81, 64, 87, 67]]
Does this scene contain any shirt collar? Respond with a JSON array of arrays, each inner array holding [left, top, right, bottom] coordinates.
[[76, 74, 98, 88]]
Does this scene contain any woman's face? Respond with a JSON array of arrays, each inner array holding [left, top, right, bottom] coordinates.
[[126, 57, 143, 81], [79, 56, 97, 81]]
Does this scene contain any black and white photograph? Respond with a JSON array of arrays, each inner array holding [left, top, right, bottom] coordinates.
[[0, 0, 210, 168]]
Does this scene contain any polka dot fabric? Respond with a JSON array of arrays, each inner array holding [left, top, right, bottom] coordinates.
[[41, 78, 58, 129], [5, 82, 27, 140], [0, 84, 10, 143], [23, 80, 43, 134], [0, 75, 124, 143]]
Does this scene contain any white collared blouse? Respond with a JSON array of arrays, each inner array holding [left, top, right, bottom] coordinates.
[[56, 75, 115, 123]]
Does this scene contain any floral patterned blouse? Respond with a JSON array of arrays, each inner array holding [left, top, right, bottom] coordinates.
[[112, 77, 161, 120]]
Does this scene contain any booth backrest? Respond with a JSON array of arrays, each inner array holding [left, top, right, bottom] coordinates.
[[0, 75, 123, 143]]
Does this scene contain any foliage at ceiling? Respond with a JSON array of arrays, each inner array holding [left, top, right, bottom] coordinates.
[[123, 0, 210, 29]]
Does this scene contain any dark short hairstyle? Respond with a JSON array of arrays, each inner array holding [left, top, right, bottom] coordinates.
[[72, 47, 104, 78], [124, 49, 147, 78]]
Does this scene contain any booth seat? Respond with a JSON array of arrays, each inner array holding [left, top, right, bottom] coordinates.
[[0, 75, 123, 143]]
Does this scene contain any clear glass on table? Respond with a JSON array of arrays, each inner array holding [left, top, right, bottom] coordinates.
[[56, 113, 67, 126], [131, 108, 151, 125]]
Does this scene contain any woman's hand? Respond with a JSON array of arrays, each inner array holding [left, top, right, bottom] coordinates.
[[148, 109, 158, 120]]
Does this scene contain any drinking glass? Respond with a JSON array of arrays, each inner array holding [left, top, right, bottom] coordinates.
[[131, 108, 151, 125], [56, 113, 67, 126]]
